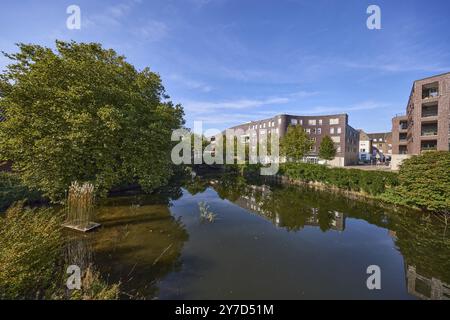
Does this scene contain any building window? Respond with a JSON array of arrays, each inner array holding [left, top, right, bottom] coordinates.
[[278, 118, 282, 124], [308, 119, 316, 126], [318, 119, 323, 125], [330, 118, 339, 125], [317, 128, 322, 134], [271, 121, 275, 127], [336, 146, 341, 153], [305, 128, 311, 134], [330, 127, 335, 134], [263, 123, 266, 128], [291, 119, 298, 125], [299, 119, 303, 125], [331, 136, 340, 143]]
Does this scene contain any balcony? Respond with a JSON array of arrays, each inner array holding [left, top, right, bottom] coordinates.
[[422, 104, 438, 118], [399, 121, 408, 131], [399, 133, 407, 142], [422, 83, 439, 100], [421, 122, 438, 137], [421, 140, 437, 152], [399, 146, 408, 155]]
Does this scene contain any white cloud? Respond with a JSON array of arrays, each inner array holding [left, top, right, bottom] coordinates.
[[169, 74, 212, 92], [282, 100, 392, 115], [183, 96, 291, 114], [133, 21, 169, 42], [84, 2, 136, 29]]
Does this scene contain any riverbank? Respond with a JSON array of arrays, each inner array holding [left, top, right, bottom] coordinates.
[[221, 151, 450, 215]]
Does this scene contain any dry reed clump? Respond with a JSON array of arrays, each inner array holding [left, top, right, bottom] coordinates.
[[66, 182, 95, 228]]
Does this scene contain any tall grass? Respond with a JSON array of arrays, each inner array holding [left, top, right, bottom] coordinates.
[[0, 202, 120, 300]]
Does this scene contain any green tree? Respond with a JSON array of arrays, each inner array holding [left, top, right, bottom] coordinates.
[[318, 135, 336, 163], [280, 125, 313, 162], [0, 41, 184, 201]]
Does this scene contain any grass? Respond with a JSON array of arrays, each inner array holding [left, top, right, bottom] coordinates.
[[0, 202, 119, 300]]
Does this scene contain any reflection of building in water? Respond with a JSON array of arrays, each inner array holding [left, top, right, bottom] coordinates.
[[235, 185, 275, 222], [305, 208, 345, 232], [407, 266, 450, 300], [234, 185, 345, 231]]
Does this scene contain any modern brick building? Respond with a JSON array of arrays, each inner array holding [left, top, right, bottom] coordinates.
[[227, 113, 359, 167], [391, 72, 450, 169]]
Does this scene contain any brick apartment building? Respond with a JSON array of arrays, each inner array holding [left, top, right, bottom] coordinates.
[[391, 72, 450, 169], [227, 113, 359, 167]]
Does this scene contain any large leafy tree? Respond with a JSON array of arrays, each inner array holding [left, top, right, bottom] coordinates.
[[280, 125, 313, 162], [0, 41, 184, 201], [318, 135, 336, 162]]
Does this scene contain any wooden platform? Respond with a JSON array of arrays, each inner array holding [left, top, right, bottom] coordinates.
[[62, 221, 101, 232]]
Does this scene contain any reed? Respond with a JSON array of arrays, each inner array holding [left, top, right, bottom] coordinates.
[[66, 182, 96, 230], [198, 201, 217, 223]]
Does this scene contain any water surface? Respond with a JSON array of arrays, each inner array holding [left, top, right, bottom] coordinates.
[[67, 176, 450, 300]]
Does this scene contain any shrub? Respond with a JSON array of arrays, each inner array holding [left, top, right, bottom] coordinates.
[[382, 152, 450, 213], [279, 163, 399, 196]]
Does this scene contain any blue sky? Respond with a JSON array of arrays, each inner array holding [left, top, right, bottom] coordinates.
[[1, 0, 450, 133]]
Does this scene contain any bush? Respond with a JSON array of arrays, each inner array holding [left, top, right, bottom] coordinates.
[[0, 172, 42, 211], [382, 152, 450, 213], [279, 163, 399, 196]]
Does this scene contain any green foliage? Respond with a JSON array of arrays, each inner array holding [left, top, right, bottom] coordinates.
[[280, 163, 399, 196], [0, 203, 63, 299], [0, 172, 42, 211], [0, 203, 120, 300], [381, 152, 450, 213], [280, 125, 313, 161], [0, 41, 184, 202], [318, 135, 336, 161], [66, 267, 120, 300]]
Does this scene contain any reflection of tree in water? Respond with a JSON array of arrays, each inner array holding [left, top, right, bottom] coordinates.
[[69, 189, 189, 299], [183, 177, 209, 196], [213, 174, 450, 287]]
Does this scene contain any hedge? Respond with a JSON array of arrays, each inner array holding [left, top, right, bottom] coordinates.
[[279, 163, 399, 196]]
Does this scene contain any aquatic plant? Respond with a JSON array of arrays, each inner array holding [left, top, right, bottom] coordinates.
[[198, 201, 217, 223], [65, 181, 96, 230]]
